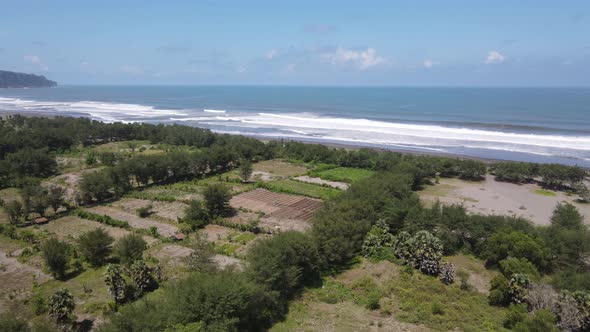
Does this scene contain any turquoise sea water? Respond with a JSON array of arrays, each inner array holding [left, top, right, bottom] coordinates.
[[0, 86, 589, 166]]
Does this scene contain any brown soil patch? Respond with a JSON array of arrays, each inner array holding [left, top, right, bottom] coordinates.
[[200, 225, 234, 242], [0, 250, 50, 308], [230, 188, 323, 232], [35, 216, 158, 245], [253, 160, 308, 177], [212, 254, 243, 270], [294, 176, 350, 190], [226, 210, 261, 225], [111, 198, 188, 221], [85, 206, 179, 237], [420, 175, 590, 225]]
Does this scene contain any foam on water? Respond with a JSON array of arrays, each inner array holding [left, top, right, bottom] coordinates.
[[1, 95, 589, 166]]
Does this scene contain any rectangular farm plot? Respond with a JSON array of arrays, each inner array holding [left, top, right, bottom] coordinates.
[[111, 198, 188, 222], [230, 188, 323, 232], [312, 167, 374, 183], [85, 206, 179, 237]]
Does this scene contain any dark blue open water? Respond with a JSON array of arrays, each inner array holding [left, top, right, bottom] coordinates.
[[0, 86, 589, 166]]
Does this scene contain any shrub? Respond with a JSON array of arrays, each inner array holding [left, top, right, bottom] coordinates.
[[104, 264, 127, 304], [203, 183, 232, 217], [181, 200, 210, 229], [526, 283, 557, 312], [247, 231, 320, 299], [483, 230, 551, 272], [508, 273, 530, 305], [499, 257, 541, 281], [48, 288, 75, 325], [439, 262, 456, 285], [77, 228, 114, 266], [114, 234, 147, 265], [41, 238, 70, 279], [503, 304, 527, 329], [136, 204, 153, 218], [489, 274, 511, 306], [130, 260, 157, 296], [513, 309, 559, 332], [361, 220, 395, 259], [239, 158, 253, 182], [431, 302, 445, 315]]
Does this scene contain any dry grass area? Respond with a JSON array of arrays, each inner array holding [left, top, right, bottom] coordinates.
[[200, 225, 235, 242], [337, 260, 400, 287], [0, 251, 50, 305], [445, 254, 497, 294], [34, 216, 158, 245], [85, 206, 179, 237], [230, 188, 323, 232], [43, 167, 102, 202], [111, 198, 188, 222], [420, 175, 590, 225], [253, 160, 308, 177], [271, 297, 428, 332], [294, 175, 349, 190]]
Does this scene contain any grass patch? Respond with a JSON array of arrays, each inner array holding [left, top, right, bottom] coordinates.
[[533, 189, 557, 197], [387, 270, 509, 331], [310, 167, 374, 183], [262, 179, 341, 200]]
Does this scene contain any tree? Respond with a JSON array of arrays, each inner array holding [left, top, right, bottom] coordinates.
[[239, 158, 253, 182], [247, 231, 321, 299], [77, 228, 113, 266], [46, 185, 65, 214], [41, 238, 70, 279], [130, 260, 157, 296], [136, 204, 153, 218], [48, 288, 75, 325], [545, 203, 590, 268], [483, 230, 551, 271], [4, 200, 24, 225], [104, 264, 127, 304], [184, 233, 216, 273], [499, 257, 541, 281], [79, 170, 114, 203], [114, 234, 147, 265], [576, 183, 590, 202], [203, 183, 232, 217], [361, 220, 395, 258], [181, 200, 210, 229]]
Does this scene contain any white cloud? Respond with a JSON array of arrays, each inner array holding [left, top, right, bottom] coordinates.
[[265, 49, 278, 60], [24, 55, 48, 71], [236, 66, 246, 73], [484, 51, 505, 64], [323, 47, 385, 70], [423, 59, 436, 68], [284, 63, 296, 73]]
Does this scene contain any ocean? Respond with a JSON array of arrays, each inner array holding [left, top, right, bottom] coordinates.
[[0, 85, 589, 167]]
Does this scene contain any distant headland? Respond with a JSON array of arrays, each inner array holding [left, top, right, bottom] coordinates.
[[0, 70, 57, 88]]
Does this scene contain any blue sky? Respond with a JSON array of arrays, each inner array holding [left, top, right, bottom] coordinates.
[[1, 0, 589, 86]]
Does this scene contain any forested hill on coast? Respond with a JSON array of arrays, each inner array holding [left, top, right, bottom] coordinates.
[[0, 70, 57, 88]]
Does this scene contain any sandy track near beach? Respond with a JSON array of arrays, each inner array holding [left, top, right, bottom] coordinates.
[[420, 175, 590, 225]]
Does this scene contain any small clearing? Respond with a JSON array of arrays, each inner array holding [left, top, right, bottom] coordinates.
[[420, 174, 590, 225], [0, 250, 50, 308], [111, 198, 188, 222], [85, 206, 179, 237], [230, 189, 323, 232], [446, 254, 497, 294], [294, 176, 349, 190], [253, 160, 308, 177]]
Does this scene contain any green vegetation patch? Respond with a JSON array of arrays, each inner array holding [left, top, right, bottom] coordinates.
[[388, 271, 509, 331], [262, 179, 341, 200], [310, 167, 374, 183], [533, 189, 557, 197]]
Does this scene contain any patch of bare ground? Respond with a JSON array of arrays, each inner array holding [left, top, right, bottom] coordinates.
[[34, 216, 158, 245], [446, 254, 497, 295], [111, 198, 188, 221], [252, 171, 276, 182], [147, 244, 243, 272], [0, 250, 50, 312], [337, 260, 400, 287], [271, 293, 428, 332], [212, 254, 243, 270], [420, 174, 590, 225], [225, 210, 261, 225], [230, 188, 323, 232], [253, 160, 308, 177], [294, 176, 349, 190], [200, 225, 234, 242], [85, 206, 179, 237], [43, 167, 102, 202]]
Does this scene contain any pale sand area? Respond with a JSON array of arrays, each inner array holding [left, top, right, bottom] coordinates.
[[420, 175, 590, 225], [294, 175, 350, 190]]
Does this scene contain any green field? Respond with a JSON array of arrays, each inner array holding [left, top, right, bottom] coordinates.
[[310, 167, 374, 183], [263, 179, 342, 200]]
